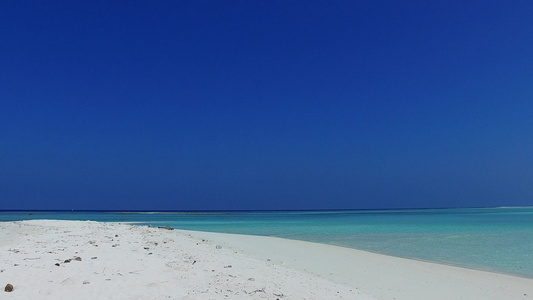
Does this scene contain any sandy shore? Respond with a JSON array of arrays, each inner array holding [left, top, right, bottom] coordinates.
[[1, 220, 532, 300]]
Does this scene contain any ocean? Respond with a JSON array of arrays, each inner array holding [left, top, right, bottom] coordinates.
[[1, 207, 532, 278]]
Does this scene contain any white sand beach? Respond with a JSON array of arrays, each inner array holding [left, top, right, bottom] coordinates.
[[1, 220, 532, 300]]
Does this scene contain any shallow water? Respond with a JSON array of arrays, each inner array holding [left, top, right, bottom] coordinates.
[[2, 207, 532, 278]]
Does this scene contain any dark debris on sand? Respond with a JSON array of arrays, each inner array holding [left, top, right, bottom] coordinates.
[[157, 226, 174, 230]]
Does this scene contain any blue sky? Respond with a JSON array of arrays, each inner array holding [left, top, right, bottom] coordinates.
[[1, 1, 532, 210]]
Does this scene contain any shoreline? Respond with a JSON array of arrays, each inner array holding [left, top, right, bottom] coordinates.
[[124, 221, 533, 280], [184, 228, 533, 300], [1, 220, 533, 300], [318, 240, 533, 280], [127, 222, 533, 280], [157, 225, 533, 280]]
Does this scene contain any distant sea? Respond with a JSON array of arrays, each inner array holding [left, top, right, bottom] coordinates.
[[2, 207, 533, 278]]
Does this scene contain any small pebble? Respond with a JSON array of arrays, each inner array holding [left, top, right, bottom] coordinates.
[[4, 284, 13, 292], [74, 257, 82, 261]]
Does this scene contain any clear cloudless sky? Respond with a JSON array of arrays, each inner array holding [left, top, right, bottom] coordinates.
[[1, 1, 532, 211]]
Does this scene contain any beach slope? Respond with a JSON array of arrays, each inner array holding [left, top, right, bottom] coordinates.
[[1, 220, 532, 300], [0, 220, 371, 299]]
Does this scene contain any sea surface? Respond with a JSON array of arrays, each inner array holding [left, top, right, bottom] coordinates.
[[1, 207, 533, 278]]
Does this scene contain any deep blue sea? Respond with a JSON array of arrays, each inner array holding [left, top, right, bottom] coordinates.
[[1, 207, 532, 278]]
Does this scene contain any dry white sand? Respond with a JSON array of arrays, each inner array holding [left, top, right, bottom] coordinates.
[[0, 220, 372, 299], [1, 220, 532, 300], [195, 230, 533, 300]]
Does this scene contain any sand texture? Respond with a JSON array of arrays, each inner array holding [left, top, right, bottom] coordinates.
[[0, 220, 371, 299], [2, 220, 533, 300]]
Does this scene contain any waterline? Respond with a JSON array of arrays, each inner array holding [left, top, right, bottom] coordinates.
[[2, 207, 533, 278]]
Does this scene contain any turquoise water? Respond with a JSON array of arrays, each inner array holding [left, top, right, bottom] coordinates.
[[1, 207, 533, 278]]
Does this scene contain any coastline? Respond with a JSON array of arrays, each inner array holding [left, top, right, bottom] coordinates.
[[193, 230, 533, 300], [1, 220, 532, 300]]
